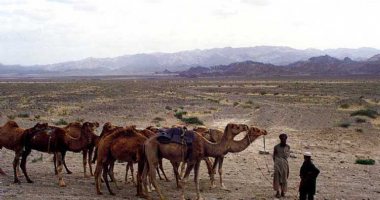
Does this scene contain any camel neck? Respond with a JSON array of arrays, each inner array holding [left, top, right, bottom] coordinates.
[[228, 132, 261, 153], [203, 131, 230, 157]]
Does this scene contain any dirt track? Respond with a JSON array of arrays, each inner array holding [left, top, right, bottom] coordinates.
[[1, 77, 379, 199]]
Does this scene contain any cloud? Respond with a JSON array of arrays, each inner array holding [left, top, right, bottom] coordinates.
[[241, 0, 270, 6]]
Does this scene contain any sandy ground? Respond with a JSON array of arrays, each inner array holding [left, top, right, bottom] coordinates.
[[1, 77, 380, 199]]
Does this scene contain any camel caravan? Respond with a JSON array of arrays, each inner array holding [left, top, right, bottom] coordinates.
[[0, 120, 267, 200]]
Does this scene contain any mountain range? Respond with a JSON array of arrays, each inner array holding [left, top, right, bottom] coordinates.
[[1, 46, 380, 77], [179, 54, 380, 77]]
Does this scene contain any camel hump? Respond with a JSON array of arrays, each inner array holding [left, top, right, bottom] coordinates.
[[66, 122, 82, 128], [4, 121, 19, 128], [109, 128, 137, 139]]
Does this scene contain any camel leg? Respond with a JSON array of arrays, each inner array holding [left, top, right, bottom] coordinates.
[[218, 157, 227, 190], [103, 162, 115, 195], [204, 157, 214, 186], [13, 151, 21, 183], [156, 166, 162, 180], [53, 153, 57, 175], [148, 161, 165, 200], [20, 150, 33, 183], [125, 163, 130, 183], [159, 159, 170, 182], [194, 161, 203, 200], [210, 157, 219, 188], [179, 161, 186, 179], [55, 152, 66, 187], [108, 162, 119, 189], [171, 161, 181, 189], [180, 163, 194, 200], [141, 161, 152, 198], [136, 159, 146, 198], [92, 147, 98, 164], [130, 163, 136, 186], [94, 161, 103, 195], [62, 151, 72, 174], [88, 147, 94, 176], [83, 149, 89, 178]]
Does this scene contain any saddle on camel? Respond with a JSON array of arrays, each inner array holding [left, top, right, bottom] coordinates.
[[157, 127, 195, 159]]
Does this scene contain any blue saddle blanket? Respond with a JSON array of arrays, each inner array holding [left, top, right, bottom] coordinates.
[[157, 128, 194, 145]]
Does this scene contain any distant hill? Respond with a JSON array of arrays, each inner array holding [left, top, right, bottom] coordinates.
[[1, 46, 380, 76], [179, 55, 380, 77]]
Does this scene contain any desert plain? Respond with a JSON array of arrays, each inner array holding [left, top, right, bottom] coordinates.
[[0, 76, 379, 200]]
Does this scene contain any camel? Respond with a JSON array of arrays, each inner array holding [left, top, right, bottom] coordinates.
[[142, 123, 249, 200], [92, 122, 124, 164], [94, 127, 146, 196], [21, 122, 94, 187], [53, 121, 99, 177], [124, 126, 170, 185], [0, 121, 27, 183]]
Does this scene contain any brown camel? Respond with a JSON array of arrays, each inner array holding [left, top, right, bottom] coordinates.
[[94, 127, 146, 196], [124, 126, 170, 185], [142, 123, 249, 200], [21, 122, 93, 187], [92, 122, 123, 164], [213, 125, 268, 189], [0, 121, 27, 183], [54, 121, 99, 177]]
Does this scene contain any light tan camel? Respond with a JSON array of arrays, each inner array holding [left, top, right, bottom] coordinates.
[[94, 127, 146, 196], [142, 123, 249, 200], [0, 121, 26, 183]]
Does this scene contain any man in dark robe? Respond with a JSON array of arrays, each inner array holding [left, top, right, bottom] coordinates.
[[299, 152, 320, 200]]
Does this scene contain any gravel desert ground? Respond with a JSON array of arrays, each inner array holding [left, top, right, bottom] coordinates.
[[1, 76, 379, 199]]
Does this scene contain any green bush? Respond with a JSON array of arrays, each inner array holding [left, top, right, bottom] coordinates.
[[165, 106, 172, 110], [338, 122, 350, 128], [153, 117, 165, 122], [355, 118, 366, 123], [355, 159, 375, 165], [174, 111, 187, 119], [233, 102, 239, 107], [350, 109, 378, 119], [54, 119, 68, 126], [17, 112, 30, 118], [7, 115, 16, 120], [181, 117, 204, 125], [340, 104, 350, 109], [34, 115, 41, 119], [245, 100, 253, 105]]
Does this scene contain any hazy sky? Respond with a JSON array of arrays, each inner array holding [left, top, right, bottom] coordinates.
[[0, 0, 379, 65]]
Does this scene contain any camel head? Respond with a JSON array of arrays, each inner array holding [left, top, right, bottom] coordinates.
[[83, 122, 98, 132], [248, 126, 268, 137], [25, 122, 49, 135], [224, 123, 249, 139], [102, 122, 115, 132]]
